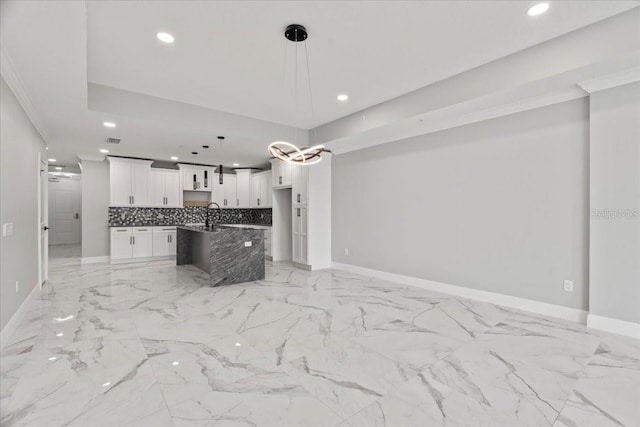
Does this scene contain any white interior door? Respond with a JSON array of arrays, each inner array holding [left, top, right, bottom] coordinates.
[[39, 156, 48, 286], [48, 178, 81, 245]]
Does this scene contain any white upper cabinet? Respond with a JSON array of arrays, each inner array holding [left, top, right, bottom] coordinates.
[[180, 165, 215, 192], [291, 163, 308, 205], [271, 159, 292, 188], [251, 171, 272, 208], [235, 170, 252, 208], [108, 157, 153, 207], [211, 173, 238, 207], [150, 169, 181, 207]]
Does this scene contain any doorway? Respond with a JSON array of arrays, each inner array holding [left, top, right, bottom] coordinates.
[[38, 155, 48, 287], [48, 174, 81, 245]]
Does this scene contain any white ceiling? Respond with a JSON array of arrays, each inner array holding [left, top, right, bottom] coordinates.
[[1, 0, 639, 172]]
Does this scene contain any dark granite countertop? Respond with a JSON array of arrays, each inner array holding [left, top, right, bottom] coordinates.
[[109, 223, 271, 228], [177, 225, 266, 234]]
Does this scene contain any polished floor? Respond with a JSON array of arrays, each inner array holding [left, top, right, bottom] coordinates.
[[1, 245, 638, 426]]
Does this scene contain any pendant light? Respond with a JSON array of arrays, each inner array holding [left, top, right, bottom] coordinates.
[[268, 24, 330, 165]]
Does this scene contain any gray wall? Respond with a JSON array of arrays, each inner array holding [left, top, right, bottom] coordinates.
[[332, 98, 589, 311], [1, 76, 46, 331], [589, 82, 640, 323], [80, 160, 110, 258]]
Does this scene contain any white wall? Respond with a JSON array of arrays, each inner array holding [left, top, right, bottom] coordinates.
[[0, 75, 46, 331], [589, 81, 640, 324], [332, 98, 589, 311], [80, 160, 110, 258]]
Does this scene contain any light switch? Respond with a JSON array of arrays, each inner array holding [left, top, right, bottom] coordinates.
[[244, 241, 252, 247], [2, 223, 14, 237]]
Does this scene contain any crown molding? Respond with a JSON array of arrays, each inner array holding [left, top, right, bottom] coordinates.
[[0, 43, 49, 144], [577, 67, 640, 94], [77, 154, 106, 162]]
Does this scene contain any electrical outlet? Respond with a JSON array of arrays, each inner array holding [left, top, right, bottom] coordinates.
[[244, 241, 252, 247], [15, 281, 19, 293], [345, 249, 349, 256], [3, 223, 14, 237], [564, 280, 574, 292]]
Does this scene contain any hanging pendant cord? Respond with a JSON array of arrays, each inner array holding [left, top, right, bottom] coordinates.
[[303, 40, 318, 146]]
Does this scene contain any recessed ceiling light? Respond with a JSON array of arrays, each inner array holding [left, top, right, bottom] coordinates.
[[172, 361, 180, 366], [171, 156, 179, 161], [103, 122, 116, 128], [48, 158, 56, 162], [46, 146, 49, 150], [337, 94, 349, 102], [55, 167, 62, 171], [102, 382, 111, 387], [99, 149, 109, 153], [233, 163, 239, 167], [527, 3, 549, 16], [157, 32, 175, 43]]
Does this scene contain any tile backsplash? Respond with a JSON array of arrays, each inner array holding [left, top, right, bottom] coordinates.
[[109, 207, 272, 227]]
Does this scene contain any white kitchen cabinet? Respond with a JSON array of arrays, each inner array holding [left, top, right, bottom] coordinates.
[[150, 170, 181, 207], [235, 170, 252, 208], [132, 227, 153, 258], [108, 157, 152, 206], [224, 175, 237, 207], [251, 171, 272, 208], [110, 227, 155, 263], [291, 163, 308, 205], [179, 165, 214, 192], [152, 226, 177, 257], [110, 227, 134, 260], [271, 159, 292, 189], [212, 174, 238, 207], [292, 206, 308, 264]]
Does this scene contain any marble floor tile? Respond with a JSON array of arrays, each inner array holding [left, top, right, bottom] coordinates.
[[1, 250, 638, 427]]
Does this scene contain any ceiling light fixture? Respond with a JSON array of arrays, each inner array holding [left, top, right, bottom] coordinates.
[[55, 167, 62, 171], [157, 32, 175, 43], [99, 149, 109, 153], [48, 158, 56, 162], [171, 156, 179, 160], [103, 122, 116, 128], [337, 94, 349, 102], [233, 163, 239, 167], [527, 3, 549, 16], [267, 24, 330, 166]]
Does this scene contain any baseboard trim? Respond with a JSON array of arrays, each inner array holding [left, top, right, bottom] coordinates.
[[111, 256, 175, 265], [0, 282, 39, 350], [331, 262, 588, 324], [81, 256, 110, 264], [587, 314, 640, 339]]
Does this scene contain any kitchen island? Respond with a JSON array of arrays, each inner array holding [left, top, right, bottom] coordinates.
[[176, 225, 265, 286]]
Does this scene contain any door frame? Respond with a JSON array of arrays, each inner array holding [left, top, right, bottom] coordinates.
[[37, 153, 48, 288]]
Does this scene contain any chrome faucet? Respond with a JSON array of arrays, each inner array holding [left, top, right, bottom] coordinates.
[[205, 202, 221, 229]]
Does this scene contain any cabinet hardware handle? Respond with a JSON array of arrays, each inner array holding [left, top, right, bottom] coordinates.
[[279, 176, 282, 184], [132, 196, 135, 204], [297, 194, 300, 203], [129, 236, 132, 244], [257, 198, 260, 206], [297, 208, 300, 217], [237, 199, 239, 206]]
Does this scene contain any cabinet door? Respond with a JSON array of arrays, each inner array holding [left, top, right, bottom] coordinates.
[[281, 162, 292, 186], [168, 231, 177, 256], [164, 172, 181, 207], [260, 173, 272, 208], [211, 177, 225, 206], [183, 167, 198, 191], [292, 206, 307, 264], [131, 163, 150, 206], [236, 172, 251, 208], [152, 232, 170, 257], [271, 160, 281, 187], [110, 162, 132, 206], [111, 233, 132, 260], [251, 174, 261, 207], [149, 171, 166, 207], [132, 233, 153, 258], [224, 175, 237, 207], [292, 164, 308, 205], [201, 168, 214, 192]]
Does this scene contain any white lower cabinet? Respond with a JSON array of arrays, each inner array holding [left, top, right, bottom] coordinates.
[[292, 206, 308, 264], [111, 226, 176, 263], [152, 227, 177, 257]]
